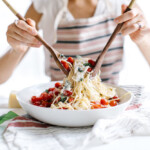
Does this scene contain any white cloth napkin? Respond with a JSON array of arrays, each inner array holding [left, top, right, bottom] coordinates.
[[82, 109, 150, 149]]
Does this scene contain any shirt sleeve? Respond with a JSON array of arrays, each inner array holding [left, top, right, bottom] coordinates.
[[31, 0, 67, 44], [107, 0, 131, 17], [32, 0, 47, 14]]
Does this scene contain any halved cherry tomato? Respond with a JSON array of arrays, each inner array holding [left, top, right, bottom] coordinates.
[[68, 97, 74, 103], [87, 67, 92, 72], [55, 82, 61, 88], [100, 99, 109, 105], [109, 100, 117, 107], [88, 59, 96, 67], [61, 60, 70, 71], [63, 90, 72, 96], [67, 57, 74, 64]]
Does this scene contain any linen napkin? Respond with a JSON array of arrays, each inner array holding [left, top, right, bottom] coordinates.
[[2, 85, 149, 150], [82, 109, 150, 149]]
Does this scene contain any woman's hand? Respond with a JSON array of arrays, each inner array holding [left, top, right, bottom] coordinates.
[[6, 18, 42, 52], [114, 4, 150, 45]]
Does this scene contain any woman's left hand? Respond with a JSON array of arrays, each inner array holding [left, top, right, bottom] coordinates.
[[114, 4, 149, 45]]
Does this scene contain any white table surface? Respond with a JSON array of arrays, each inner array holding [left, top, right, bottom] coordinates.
[[0, 97, 150, 150]]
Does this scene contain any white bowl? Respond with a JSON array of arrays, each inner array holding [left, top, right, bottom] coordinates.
[[16, 82, 133, 127]]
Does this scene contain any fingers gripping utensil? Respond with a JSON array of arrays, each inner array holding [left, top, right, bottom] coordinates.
[[2, 0, 69, 76], [92, 0, 136, 77]]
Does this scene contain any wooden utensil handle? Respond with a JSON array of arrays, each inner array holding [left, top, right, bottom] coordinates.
[[96, 7, 131, 65], [92, 7, 132, 77], [16, 14, 59, 57]]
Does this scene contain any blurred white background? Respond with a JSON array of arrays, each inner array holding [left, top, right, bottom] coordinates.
[[0, 0, 150, 98]]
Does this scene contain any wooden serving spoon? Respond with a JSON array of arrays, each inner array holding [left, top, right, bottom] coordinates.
[[92, 0, 136, 77], [2, 0, 69, 76]]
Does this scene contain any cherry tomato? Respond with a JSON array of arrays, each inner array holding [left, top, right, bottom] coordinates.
[[91, 104, 102, 109], [115, 99, 120, 103], [67, 57, 74, 64], [48, 88, 55, 92], [109, 100, 117, 107], [91, 101, 96, 105], [34, 101, 41, 106], [54, 89, 60, 96], [113, 96, 118, 99], [55, 82, 61, 88], [112, 96, 120, 103], [68, 97, 74, 103], [88, 59, 96, 67], [58, 107, 68, 110], [62, 107, 67, 110], [40, 92, 48, 100], [31, 96, 42, 103], [100, 99, 109, 105], [87, 67, 92, 72], [47, 93, 53, 100], [31, 96, 37, 103], [64, 90, 72, 96], [61, 60, 70, 71], [55, 97, 61, 104], [91, 101, 100, 105]]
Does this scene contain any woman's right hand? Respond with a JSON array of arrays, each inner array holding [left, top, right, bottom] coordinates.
[[6, 18, 42, 52]]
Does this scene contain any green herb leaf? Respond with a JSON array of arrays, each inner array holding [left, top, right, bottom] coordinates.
[[79, 78, 83, 82], [78, 68, 83, 72], [0, 111, 18, 125], [45, 89, 49, 93], [60, 96, 67, 103], [60, 54, 65, 58], [83, 63, 91, 67]]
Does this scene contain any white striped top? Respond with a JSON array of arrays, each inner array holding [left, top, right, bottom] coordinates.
[[50, 13, 124, 84]]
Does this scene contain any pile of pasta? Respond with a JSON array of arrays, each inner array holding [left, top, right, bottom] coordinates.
[[31, 56, 120, 110]]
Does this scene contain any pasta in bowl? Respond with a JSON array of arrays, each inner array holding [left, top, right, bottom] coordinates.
[[30, 57, 123, 110], [17, 56, 133, 127]]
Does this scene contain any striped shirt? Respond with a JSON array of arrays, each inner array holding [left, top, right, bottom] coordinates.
[[50, 14, 124, 84]]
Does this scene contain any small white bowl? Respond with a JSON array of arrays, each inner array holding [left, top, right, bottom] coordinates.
[[16, 82, 133, 127]]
